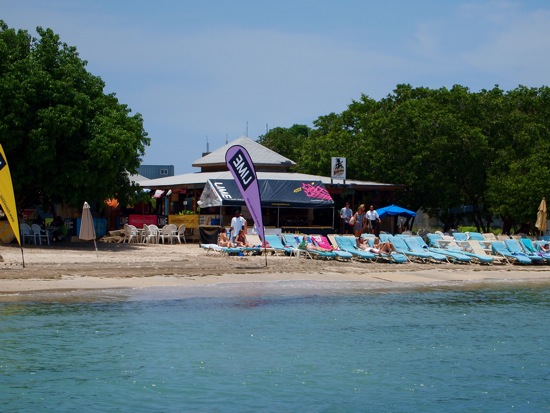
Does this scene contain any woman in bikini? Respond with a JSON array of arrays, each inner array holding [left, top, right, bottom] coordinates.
[[218, 228, 235, 248], [235, 229, 252, 247]]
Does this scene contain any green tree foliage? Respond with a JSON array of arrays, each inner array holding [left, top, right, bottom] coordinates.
[[0, 21, 150, 209], [257, 124, 310, 167], [484, 86, 550, 233], [258, 84, 550, 233]]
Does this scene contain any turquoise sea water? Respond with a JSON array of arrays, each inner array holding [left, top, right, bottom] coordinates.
[[1, 281, 549, 412]]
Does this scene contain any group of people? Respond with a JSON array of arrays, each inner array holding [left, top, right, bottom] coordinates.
[[339, 202, 398, 253], [217, 210, 252, 248], [340, 203, 382, 237], [357, 236, 396, 255], [218, 207, 391, 253]]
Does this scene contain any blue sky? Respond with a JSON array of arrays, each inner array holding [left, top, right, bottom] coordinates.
[[4, 1, 550, 173]]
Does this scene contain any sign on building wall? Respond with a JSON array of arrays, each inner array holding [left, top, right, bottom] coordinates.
[[331, 157, 346, 181]]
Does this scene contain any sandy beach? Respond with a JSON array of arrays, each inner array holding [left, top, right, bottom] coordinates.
[[1, 241, 550, 297]]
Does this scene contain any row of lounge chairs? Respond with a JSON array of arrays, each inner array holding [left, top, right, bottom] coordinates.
[[425, 231, 550, 265], [202, 233, 404, 263], [201, 230, 550, 265]]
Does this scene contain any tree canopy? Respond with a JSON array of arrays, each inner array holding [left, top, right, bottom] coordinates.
[[258, 84, 550, 234], [0, 21, 150, 210]]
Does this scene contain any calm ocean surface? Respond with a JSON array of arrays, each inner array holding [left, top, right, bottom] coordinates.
[[1, 280, 549, 412]]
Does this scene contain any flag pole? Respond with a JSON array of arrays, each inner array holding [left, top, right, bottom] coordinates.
[[264, 227, 267, 267], [19, 244, 25, 268], [0, 144, 23, 267], [225, 145, 266, 268]]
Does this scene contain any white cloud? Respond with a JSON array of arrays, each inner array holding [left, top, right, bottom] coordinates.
[[461, 8, 550, 85]]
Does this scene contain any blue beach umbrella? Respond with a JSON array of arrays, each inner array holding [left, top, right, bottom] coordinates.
[[377, 204, 417, 234], [376, 204, 417, 219]]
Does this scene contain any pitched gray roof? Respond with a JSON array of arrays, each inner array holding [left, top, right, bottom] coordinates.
[[139, 170, 399, 189], [192, 136, 296, 167]]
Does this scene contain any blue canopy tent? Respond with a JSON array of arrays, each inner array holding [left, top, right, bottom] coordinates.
[[377, 204, 417, 234]]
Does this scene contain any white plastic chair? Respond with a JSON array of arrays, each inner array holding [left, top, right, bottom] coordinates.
[[159, 224, 178, 244], [176, 224, 186, 244], [143, 224, 159, 244], [20, 223, 38, 245], [31, 223, 51, 245], [123, 224, 139, 243]]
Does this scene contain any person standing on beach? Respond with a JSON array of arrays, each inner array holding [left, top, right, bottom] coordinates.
[[339, 202, 353, 234], [366, 205, 382, 236], [230, 210, 247, 243], [350, 204, 367, 245]]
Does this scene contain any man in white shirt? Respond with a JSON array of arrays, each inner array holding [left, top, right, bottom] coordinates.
[[230, 210, 247, 242], [339, 202, 353, 234], [366, 205, 381, 236]]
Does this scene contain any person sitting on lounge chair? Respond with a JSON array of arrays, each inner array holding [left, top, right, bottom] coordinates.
[[358, 236, 395, 255], [235, 229, 252, 247], [357, 237, 370, 251], [373, 237, 397, 254], [297, 236, 332, 252], [218, 228, 235, 248]]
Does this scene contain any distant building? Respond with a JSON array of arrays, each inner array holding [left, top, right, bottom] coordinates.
[[138, 165, 175, 180]]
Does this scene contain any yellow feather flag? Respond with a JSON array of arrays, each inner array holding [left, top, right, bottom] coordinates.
[[0, 144, 21, 246]]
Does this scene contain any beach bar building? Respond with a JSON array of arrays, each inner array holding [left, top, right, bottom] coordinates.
[[136, 136, 404, 240]]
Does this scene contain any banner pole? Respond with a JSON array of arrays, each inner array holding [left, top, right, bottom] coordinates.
[[263, 227, 267, 267], [225, 145, 265, 267], [20, 245, 25, 268]]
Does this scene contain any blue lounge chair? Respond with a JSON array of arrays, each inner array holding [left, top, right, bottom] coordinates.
[[491, 241, 532, 265], [364, 237, 408, 263], [282, 234, 337, 260], [452, 232, 469, 244], [504, 239, 543, 264], [403, 237, 450, 263], [535, 240, 550, 254], [520, 238, 550, 263], [465, 232, 494, 252], [410, 235, 472, 263], [310, 235, 353, 261], [426, 233, 448, 248], [334, 235, 377, 261], [200, 243, 244, 256], [387, 235, 432, 263], [264, 234, 296, 256], [466, 232, 485, 241], [427, 233, 493, 264]]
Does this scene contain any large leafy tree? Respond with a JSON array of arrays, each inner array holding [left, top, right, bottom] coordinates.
[[259, 84, 550, 234], [484, 86, 550, 233], [257, 124, 310, 167], [0, 21, 150, 210]]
